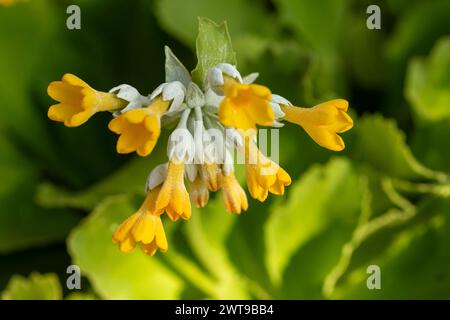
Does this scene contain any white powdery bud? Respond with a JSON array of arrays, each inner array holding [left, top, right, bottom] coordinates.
[[145, 163, 168, 191], [109, 84, 151, 114], [206, 63, 243, 95], [191, 106, 224, 165], [271, 94, 291, 107], [185, 163, 198, 182], [149, 81, 186, 113], [204, 88, 223, 112], [225, 128, 244, 149], [167, 109, 195, 163], [186, 83, 205, 109], [270, 94, 292, 127]]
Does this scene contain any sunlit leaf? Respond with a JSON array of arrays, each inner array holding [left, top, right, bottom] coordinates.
[[2, 272, 62, 300], [191, 17, 236, 84], [68, 195, 184, 299], [405, 36, 450, 122], [351, 115, 446, 182], [265, 157, 362, 291], [333, 199, 450, 299]]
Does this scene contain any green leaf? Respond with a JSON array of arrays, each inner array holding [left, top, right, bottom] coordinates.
[[265, 157, 362, 290], [65, 292, 97, 300], [183, 198, 251, 299], [351, 115, 447, 182], [191, 17, 237, 84], [333, 199, 450, 299], [385, 0, 450, 84], [405, 36, 450, 123], [0, 134, 80, 253], [165, 46, 191, 86], [412, 118, 450, 174], [67, 195, 184, 299], [276, 0, 348, 53], [2, 272, 62, 300], [322, 175, 417, 298]]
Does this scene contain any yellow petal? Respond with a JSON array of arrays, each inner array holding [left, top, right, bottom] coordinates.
[[62, 73, 90, 88], [66, 109, 94, 127], [119, 234, 136, 253], [131, 213, 156, 244], [304, 126, 345, 151], [112, 213, 140, 243], [221, 173, 248, 214], [154, 217, 168, 251], [47, 81, 82, 103], [141, 241, 158, 256], [48, 103, 82, 123], [219, 81, 274, 130]]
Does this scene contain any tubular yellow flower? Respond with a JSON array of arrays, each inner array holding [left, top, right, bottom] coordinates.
[[190, 176, 209, 208], [155, 160, 191, 221], [281, 99, 353, 151], [108, 98, 170, 157], [199, 163, 220, 192], [246, 163, 291, 201], [112, 187, 168, 256], [219, 76, 274, 130], [48, 74, 127, 127], [244, 136, 291, 201], [220, 172, 248, 214]]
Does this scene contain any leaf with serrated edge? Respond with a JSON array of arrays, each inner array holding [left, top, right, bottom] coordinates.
[[191, 17, 236, 85]]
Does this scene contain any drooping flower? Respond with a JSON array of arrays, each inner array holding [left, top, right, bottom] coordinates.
[[112, 187, 168, 256], [280, 99, 353, 151], [154, 160, 192, 221], [199, 163, 220, 191], [48, 74, 127, 127], [220, 171, 248, 214], [242, 132, 291, 201], [189, 173, 210, 208]]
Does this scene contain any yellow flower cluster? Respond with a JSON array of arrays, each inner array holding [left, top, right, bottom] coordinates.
[[47, 59, 353, 256]]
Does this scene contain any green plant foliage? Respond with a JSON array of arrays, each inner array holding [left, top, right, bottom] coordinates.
[[1, 273, 62, 300], [265, 158, 362, 288], [351, 115, 446, 182], [405, 37, 450, 123], [68, 195, 185, 299], [191, 17, 237, 84], [1, 0, 450, 300], [333, 199, 450, 299], [155, 0, 272, 48]]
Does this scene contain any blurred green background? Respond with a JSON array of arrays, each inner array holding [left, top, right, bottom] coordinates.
[[0, 0, 449, 300]]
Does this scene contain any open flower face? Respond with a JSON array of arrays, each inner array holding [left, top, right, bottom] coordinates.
[[47, 44, 353, 256], [108, 98, 169, 157], [48, 74, 127, 127], [219, 77, 275, 130]]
